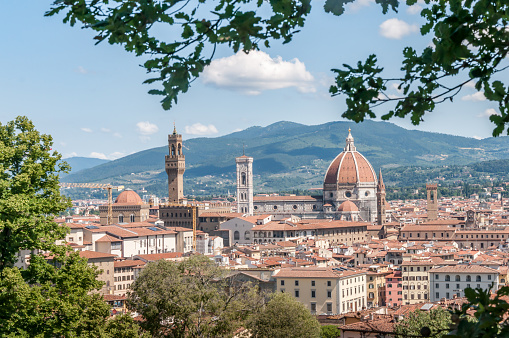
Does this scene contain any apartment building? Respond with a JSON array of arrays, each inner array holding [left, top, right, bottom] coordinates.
[[113, 260, 146, 296], [273, 267, 367, 315], [429, 265, 499, 302], [385, 270, 402, 307], [401, 260, 434, 305], [366, 265, 390, 308]]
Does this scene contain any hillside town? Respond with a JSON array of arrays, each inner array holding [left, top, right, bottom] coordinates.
[[36, 128, 509, 336]]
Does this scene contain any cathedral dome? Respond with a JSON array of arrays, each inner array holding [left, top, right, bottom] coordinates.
[[338, 200, 358, 212], [324, 130, 377, 185], [115, 189, 143, 205]]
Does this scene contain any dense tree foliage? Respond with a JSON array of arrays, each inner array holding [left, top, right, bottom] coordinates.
[[0, 116, 71, 270], [319, 324, 342, 338], [128, 255, 264, 337], [47, 0, 509, 135], [394, 307, 451, 338], [248, 292, 321, 338], [0, 117, 145, 337], [449, 286, 509, 338]]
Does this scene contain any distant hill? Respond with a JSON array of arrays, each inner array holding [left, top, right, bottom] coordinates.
[[61, 157, 110, 176], [61, 120, 509, 197]]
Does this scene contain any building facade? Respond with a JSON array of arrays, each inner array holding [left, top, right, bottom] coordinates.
[[236, 155, 254, 215], [165, 125, 185, 203], [250, 130, 379, 222], [429, 265, 499, 302]]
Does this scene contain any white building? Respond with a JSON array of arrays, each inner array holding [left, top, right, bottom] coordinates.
[[220, 215, 272, 245], [429, 265, 499, 302]]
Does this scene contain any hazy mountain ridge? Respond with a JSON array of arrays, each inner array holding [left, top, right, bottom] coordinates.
[[61, 120, 509, 197]]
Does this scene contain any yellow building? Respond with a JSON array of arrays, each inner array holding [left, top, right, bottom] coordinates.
[[401, 260, 434, 305], [273, 267, 367, 315], [366, 265, 390, 308]]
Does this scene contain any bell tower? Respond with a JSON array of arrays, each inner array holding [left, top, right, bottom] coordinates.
[[376, 169, 386, 225], [236, 151, 253, 215], [165, 124, 185, 203], [426, 183, 438, 220]]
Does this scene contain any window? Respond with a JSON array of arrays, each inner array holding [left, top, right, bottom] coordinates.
[[476, 275, 482, 282], [281, 280, 285, 286], [455, 275, 460, 282], [130, 214, 135, 222], [446, 284, 449, 289], [295, 280, 299, 286], [295, 290, 299, 297], [488, 275, 492, 280], [327, 290, 332, 298], [466, 275, 472, 282], [310, 303, 316, 313], [456, 284, 460, 289], [327, 281, 332, 287], [436, 292, 440, 299], [311, 290, 316, 298], [326, 303, 333, 313], [369, 283, 374, 289], [445, 275, 451, 281], [118, 214, 124, 223], [233, 231, 240, 241], [311, 281, 315, 287], [446, 292, 450, 299]]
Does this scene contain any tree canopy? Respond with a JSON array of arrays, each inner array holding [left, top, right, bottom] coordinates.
[[46, 0, 509, 135], [128, 254, 264, 337], [0, 116, 144, 337], [394, 306, 451, 338], [247, 292, 321, 338]]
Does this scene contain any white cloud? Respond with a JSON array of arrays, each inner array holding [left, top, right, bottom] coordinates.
[[185, 123, 219, 135], [406, 1, 425, 14], [89, 152, 108, 160], [81, 127, 93, 133], [345, 0, 374, 12], [136, 121, 159, 135], [462, 91, 486, 101], [379, 18, 419, 39], [113, 132, 122, 138], [202, 50, 315, 95], [101, 127, 111, 133], [109, 152, 125, 160], [478, 108, 498, 118], [64, 152, 77, 158], [472, 135, 483, 140]]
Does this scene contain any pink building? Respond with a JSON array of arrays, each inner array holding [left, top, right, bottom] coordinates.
[[385, 270, 402, 307]]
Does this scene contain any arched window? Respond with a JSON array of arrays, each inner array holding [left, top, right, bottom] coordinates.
[[130, 214, 135, 222], [118, 214, 124, 223], [445, 275, 450, 281], [244, 232, 250, 240], [171, 144, 175, 156], [476, 275, 482, 282], [241, 172, 246, 185], [455, 275, 460, 282], [234, 231, 240, 241], [178, 143, 182, 155], [466, 275, 471, 282]]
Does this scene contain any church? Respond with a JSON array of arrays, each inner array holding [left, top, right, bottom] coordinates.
[[238, 129, 385, 223]]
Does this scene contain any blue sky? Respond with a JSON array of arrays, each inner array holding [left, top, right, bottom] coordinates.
[[0, 1, 501, 160]]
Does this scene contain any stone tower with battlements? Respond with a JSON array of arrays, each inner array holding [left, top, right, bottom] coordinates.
[[426, 183, 438, 220], [377, 169, 386, 225], [236, 154, 253, 215], [165, 125, 185, 203]]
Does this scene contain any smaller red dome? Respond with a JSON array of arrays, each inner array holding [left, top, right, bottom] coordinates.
[[338, 200, 359, 212], [115, 189, 143, 205]]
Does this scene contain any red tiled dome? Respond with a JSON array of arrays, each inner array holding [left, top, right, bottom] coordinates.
[[115, 189, 143, 205], [324, 130, 376, 185], [338, 200, 359, 212]]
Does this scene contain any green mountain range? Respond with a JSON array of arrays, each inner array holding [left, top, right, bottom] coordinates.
[[61, 120, 509, 198]]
